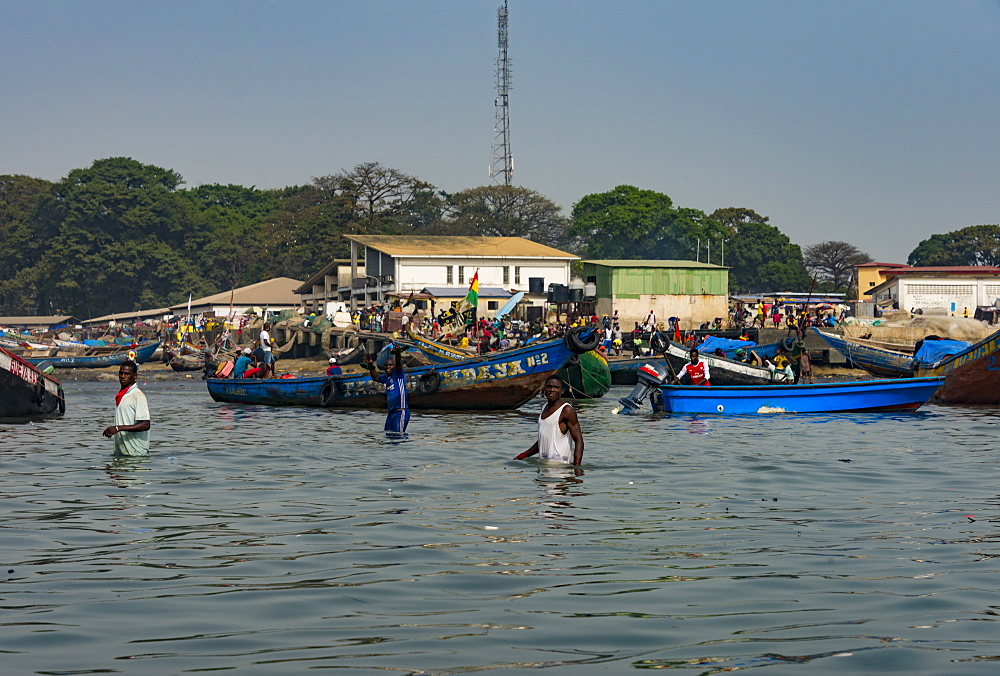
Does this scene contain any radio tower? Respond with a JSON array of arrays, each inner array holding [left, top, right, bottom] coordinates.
[[491, 0, 513, 186]]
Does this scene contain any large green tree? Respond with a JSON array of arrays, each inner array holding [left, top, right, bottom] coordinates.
[[723, 220, 811, 293], [39, 157, 214, 317], [908, 225, 1000, 266], [804, 240, 872, 292], [570, 185, 724, 260], [0, 175, 57, 313]]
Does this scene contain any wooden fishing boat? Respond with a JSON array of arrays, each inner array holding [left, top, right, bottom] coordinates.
[[609, 337, 786, 386], [169, 353, 208, 372], [0, 346, 65, 421], [645, 377, 944, 415], [911, 329, 1000, 405], [205, 328, 598, 410], [21, 340, 161, 369], [401, 331, 611, 398], [812, 329, 915, 377]]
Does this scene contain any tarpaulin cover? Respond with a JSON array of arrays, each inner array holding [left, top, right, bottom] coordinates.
[[914, 339, 971, 365], [696, 337, 757, 354]]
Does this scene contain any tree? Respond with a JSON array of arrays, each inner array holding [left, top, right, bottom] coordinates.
[[908, 225, 1000, 266], [39, 157, 214, 317], [0, 175, 56, 313], [724, 221, 811, 293], [710, 207, 770, 236], [316, 162, 441, 235], [442, 185, 572, 248], [804, 240, 872, 292], [569, 185, 725, 260]]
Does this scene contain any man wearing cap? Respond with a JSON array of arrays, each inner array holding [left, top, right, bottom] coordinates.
[[326, 357, 342, 376], [233, 347, 254, 378]]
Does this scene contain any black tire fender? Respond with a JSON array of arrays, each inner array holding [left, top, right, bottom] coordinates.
[[419, 369, 442, 395], [319, 379, 340, 407], [781, 337, 797, 351], [649, 332, 670, 353], [34, 378, 45, 407], [57, 386, 66, 415], [565, 326, 601, 354]]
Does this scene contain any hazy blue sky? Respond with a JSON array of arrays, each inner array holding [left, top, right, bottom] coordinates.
[[3, 0, 997, 263]]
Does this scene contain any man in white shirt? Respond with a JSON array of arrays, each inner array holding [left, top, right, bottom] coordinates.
[[102, 361, 150, 456], [259, 322, 275, 379]]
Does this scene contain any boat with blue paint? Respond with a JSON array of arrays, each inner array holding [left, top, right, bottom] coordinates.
[[21, 340, 161, 369], [206, 328, 596, 410]]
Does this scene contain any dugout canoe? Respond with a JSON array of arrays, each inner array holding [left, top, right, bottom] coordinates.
[[609, 336, 787, 386], [205, 327, 598, 410], [20, 340, 161, 369], [812, 329, 915, 377]]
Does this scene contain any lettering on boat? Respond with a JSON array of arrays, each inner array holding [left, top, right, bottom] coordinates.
[[4, 355, 39, 385], [227, 387, 249, 396]]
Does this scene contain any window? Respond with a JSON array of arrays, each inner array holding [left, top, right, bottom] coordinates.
[[515, 266, 521, 284], [503, 266, 510, 284], [908, 284, 974, 295], [459, 267, 464, 285], [488, 300, 499, 311], [869, 281, 875, 287], [446, 266, 453, 284]]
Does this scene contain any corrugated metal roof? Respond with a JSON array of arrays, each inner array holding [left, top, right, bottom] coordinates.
[[583, 260, 727, 269], [345, 235, 577, 259], [421, 286, 512, 298], [0, 315, 78, 326], [883, 266, 1000, 276], [84, 308, 171, 324], [169, 277, 304, 310]]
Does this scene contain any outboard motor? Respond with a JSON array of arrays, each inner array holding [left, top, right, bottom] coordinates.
[[617, 362, 671, 413]]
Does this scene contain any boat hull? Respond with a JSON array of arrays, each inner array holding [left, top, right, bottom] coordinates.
[[206, 335, 580, 410], [22, 341, 161, 369], [559, 350, 611, 399], [914, 329, 1000, 404], [655, 377, 944, 415], [813, 329, 914, 377], [0, 347, 65, 422]]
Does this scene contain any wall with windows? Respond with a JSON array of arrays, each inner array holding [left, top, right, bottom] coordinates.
[[394, 258, 572, 296], [874, 275, 1000, 314]]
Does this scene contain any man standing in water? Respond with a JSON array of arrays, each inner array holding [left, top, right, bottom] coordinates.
[[363, 343, 410, 435], [102, 360, 150, 456], [515, 375, 584, 465]]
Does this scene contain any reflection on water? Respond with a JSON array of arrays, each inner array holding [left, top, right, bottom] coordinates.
[[2, 381, 1000, 674]]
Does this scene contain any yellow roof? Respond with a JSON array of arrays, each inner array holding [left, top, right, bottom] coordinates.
[[344, 235, 577, 259]]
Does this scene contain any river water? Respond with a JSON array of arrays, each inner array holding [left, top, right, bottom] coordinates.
[[2, 379, 999, 674]]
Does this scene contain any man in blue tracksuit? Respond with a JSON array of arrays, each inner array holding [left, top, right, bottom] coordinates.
[[364, 343, 410, 435]]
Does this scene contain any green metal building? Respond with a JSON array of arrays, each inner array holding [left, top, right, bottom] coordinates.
[[582, 260, 729, 329]]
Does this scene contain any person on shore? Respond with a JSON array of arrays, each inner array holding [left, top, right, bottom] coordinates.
[[102, 360, 150, 456], [796, 341, 813, 384], [364, 343, 410, 435], [326, 357, 342, 376], [259, 322, 275, 379], [674, 348, 711, 386], [233, 348, 253, 378], [515, 375, 584, 466]]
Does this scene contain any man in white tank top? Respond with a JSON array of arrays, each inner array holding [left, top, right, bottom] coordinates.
[[514, 375, 585, 465]]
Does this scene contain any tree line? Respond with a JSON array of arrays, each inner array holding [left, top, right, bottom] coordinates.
[[2, 156, 987, 319]]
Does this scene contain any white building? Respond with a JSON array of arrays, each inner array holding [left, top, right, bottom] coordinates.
[[865, 266, 1000, 314], [345, 235, 578, 314]]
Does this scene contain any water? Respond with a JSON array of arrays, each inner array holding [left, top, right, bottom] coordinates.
[[2, 379, 1000, 674]]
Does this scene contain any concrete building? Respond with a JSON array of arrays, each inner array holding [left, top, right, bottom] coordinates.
[[294, 260, 365, 314], [865, 266, 1000, 314], [582, 260, 729, 329], [344, 235, 578, 312], [854, 262, 907, 300]]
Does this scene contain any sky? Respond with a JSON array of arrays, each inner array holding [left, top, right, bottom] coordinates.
[[2, 0, 997, 263]]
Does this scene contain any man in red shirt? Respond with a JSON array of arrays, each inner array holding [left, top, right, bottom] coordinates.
[[674, 348, 711, 386]]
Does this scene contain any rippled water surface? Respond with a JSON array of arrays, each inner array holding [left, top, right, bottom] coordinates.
[[3, 379, 1000, 674]]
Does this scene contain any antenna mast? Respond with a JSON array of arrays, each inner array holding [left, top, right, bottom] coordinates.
[[490, 0, 513, 186]]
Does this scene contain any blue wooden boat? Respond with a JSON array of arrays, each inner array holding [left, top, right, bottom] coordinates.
[[648, 377, 944, 415], [206, 328, 596, 410], [812, 329, 915, 377], [22, 340, 161, 369]]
